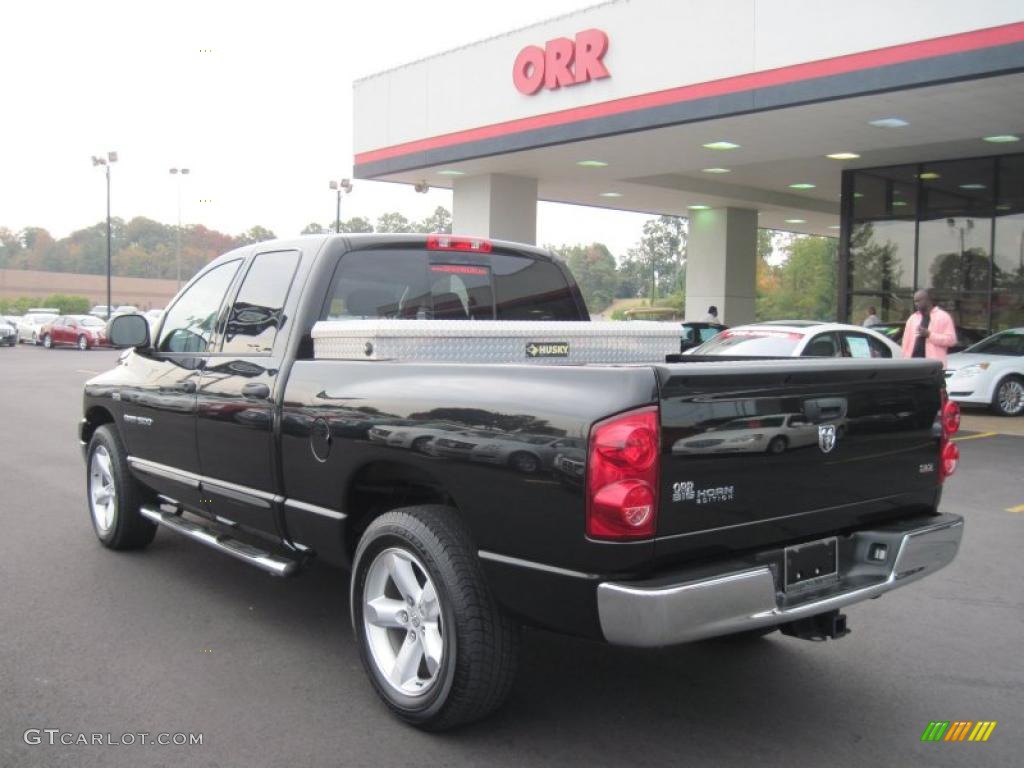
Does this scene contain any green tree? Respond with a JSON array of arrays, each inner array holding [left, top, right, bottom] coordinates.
[[235, 226, 276, 245], [301, 222, 329, 235], [375, 212, 412, 233], [758, 235, 838, 321], [415, 206, 453, 234], [549, 243, 619, 314], [340, 216, 375, 233], [619, 216, 686, 303]]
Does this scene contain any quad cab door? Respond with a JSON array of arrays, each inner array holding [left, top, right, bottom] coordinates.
[[119, 259, 243, 508], [195, 248, 303, 536]]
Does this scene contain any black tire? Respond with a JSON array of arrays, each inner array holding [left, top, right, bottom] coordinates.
[[77, 334, 89, 351], [351, 505, 519, 731], [509, 451, 539, 474], [42, 334, 52, 349], [86, 425, 158, 550], [411, 436, 432, 454], [991, 375, 1024, 417], [767, 436, 788, 455]]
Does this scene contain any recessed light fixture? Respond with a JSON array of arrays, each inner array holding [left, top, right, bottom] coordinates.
[[599, 191, 623, 198], [919, 172, 941, 180], [982, 134, 1020, 143], [996, 203, 1012, 211], [959, 183, 986, 190], [436, 169, 465, 176], [577, 160, 608, 167], [869, 118, 909, 128], [784, 218, 806, 224], [688, 204, 712, 211], [701, 167, 731, 174], [827, 152, 861, 160], [702, 141, 740, 150], [828, 225, 841, 230], [788, 183, 816, 190], [853, 192, 864, 198], [892, 201, 908, 207]]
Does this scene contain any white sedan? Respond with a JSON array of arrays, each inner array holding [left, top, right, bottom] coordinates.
[[688, 321, 903, 359], [944, 328, 1024, 416]]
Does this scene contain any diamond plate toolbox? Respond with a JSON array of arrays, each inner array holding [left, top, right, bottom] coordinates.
[[311, 319, 680, 364]]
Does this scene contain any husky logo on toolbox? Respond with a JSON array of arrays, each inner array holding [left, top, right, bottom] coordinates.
[[526, 342, 570, 358], [818, 424, 838, 454]]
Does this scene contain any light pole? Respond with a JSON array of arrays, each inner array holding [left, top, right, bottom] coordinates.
[[92, 151, 118, 319], [329, 179, 353, 233], [169, 167, 190, 289]]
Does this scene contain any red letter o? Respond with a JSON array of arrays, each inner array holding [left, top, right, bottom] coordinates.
[[513, 45, 545, 95]]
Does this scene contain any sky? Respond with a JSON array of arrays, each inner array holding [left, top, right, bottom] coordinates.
[[0, 0, 655, 258]]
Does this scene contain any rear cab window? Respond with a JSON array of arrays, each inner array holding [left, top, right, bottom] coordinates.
[[322, 248, 582, 323]]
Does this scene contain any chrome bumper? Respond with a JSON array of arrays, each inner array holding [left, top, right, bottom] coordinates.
[[597, 514, 963, 647]]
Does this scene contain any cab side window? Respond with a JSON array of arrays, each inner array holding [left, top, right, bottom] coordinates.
[[802, 333, 841, 357], [158, 260, 241, 353], [221, 250, 301, 355]]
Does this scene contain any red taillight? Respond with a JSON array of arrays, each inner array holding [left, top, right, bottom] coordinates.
[[938, 390, 960, 483], [587, 406, 659, 541], [942, 399, 960, 439], [426, 235, 492, 253], [940, 440, 960, 479]]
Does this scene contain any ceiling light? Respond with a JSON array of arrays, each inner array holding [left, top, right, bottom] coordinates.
[[701, 167, 731, 174], [599, 191, 623, 198], [828, 225, 841, 230], [982, 135, 1020, 143], [827, 152, 861, 160], [869, 118, 909, 128], [702, 141, 740, 150], [996, 203, 1012, 211], [959, 183, 986, 190], [788, 183, 816, 190], [892, 201, 908, 207], [919, 172, 941, 180], [784, 218, 806, 224], [853, 192, 864, 198], [577, 160, 608, 167], [436, 169, 465, 176], [688, 204, 712, 210]]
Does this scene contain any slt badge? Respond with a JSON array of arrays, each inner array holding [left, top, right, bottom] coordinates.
[[818, 424, 837, 454]]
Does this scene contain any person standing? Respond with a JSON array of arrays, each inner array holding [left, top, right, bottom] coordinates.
[[901, 290, 957, 364], [862, 306, 880, 327], [701, 305, 719, 323]]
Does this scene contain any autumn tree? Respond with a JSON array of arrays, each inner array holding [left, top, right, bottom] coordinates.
[[549, 243, 619, 314]]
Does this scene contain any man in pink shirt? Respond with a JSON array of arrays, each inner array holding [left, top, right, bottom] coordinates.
[[902, 289, 957, 365]]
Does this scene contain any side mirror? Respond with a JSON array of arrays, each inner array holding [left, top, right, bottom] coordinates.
[[107, 314, 151, 349]]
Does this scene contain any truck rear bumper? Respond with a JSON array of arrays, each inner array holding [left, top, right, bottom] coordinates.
[[597, 513, 963, 647]]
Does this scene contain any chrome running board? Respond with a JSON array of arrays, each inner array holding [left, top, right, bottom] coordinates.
[[140, 505, 299, 577]]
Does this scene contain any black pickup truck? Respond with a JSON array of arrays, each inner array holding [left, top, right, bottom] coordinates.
[[82, 233, 964, 730]]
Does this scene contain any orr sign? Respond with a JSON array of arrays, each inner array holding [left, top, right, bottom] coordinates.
[[513, 29, 610, 95]]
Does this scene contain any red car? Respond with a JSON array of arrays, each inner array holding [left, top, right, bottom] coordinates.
[[40, 315, 108, 350]]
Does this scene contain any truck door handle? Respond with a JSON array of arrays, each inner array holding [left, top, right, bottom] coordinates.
[[175, 380, 197, 394], [242, 382, 270, 399]]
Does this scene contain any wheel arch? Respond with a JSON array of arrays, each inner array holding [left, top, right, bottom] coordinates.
[[81, 405, 116, 445]]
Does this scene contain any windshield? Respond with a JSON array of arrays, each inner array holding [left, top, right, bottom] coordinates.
[[78, 316, 104, 327], [30, 314, 57, 325], [964, 330, 1024, 356], [692, 330, 800, 357]]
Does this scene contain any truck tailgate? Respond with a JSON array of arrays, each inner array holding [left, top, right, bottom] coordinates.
[[652, 358, 945, 562]]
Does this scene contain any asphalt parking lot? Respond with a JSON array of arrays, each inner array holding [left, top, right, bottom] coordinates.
[[1, 343, 1021, 768]]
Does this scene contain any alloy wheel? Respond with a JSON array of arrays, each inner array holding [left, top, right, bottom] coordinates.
[[89, 445, 117, 535], [998, 379, 1024, 416], [362, 547, 445, 698]]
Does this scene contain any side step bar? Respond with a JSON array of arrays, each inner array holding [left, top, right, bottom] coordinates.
[[140, 505, 300, 577]]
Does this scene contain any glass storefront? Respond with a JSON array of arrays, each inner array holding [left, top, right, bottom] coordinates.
[[841, 152, 1024, 333]]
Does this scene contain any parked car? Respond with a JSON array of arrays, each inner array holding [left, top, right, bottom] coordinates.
[[679, 321, 727, 352], [40, 315, 108, 350], [17, 313, 57, 344], [113, 304, 139, 316], [871, 322, 986, 355], [82, 233, 963, 730], [944, 328, 1024, 416], [468, 433, 576, 473], [0, 317, 17, 346], [688, 321, 902, 358], [90, 305, 112, 318]]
